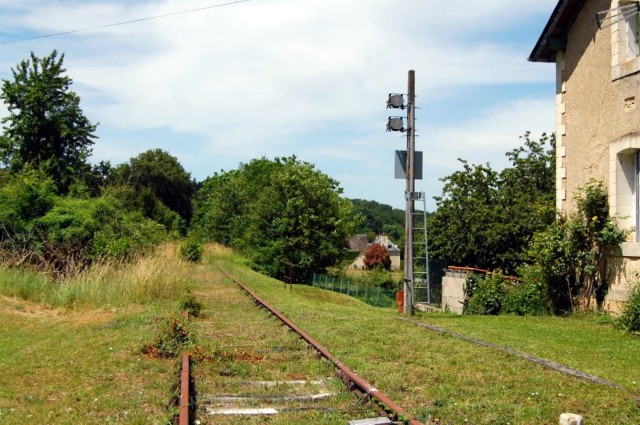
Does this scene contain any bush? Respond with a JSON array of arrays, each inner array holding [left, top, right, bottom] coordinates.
[[142, 317, 192, 358], [464, 273, 507, 315], [369, 269, 397, 291], [502, 266, 550, 316], [180, 239, 203, 263], [530, 180, 626, 312], [180, 293, 204, 318], [35, 195, 165, 274], [619, 284, 640, 333], [0, 170, 56, 245]]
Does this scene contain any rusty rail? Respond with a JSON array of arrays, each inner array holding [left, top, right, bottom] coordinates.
[[179, 353, 190, 425], [179, 310, 190, 425], [220, 268, 425, 425]]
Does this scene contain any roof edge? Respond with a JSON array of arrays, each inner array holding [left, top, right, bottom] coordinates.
[[529, 0, 586, 63]]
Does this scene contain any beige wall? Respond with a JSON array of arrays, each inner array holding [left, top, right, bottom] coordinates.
[[559, 0, 640, 309], [442, 270, 466, 314]]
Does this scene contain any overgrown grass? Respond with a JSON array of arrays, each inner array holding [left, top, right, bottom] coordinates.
[[0, 243, 202, 424], [0, 244, 191, 309], [188, 263, 380, 424], [209, 249, 640, 425], [4, 244, 638, 424]]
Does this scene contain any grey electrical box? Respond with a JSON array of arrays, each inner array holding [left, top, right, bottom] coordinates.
[[395, 150, 423, 179]]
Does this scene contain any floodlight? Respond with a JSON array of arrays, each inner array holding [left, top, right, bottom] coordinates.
[[387, 93, 405, 109], [387, 117, 405, 132]]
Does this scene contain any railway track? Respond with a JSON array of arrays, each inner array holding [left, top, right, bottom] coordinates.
[[175, 268, 426, 425]]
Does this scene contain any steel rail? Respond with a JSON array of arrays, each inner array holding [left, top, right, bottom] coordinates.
[[220, 268, 425, 425], [179, 353, 190, 425], [179, 310, 190, 425]]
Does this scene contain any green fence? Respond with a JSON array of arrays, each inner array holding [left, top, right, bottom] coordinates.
[[310, 273, 397, 307]]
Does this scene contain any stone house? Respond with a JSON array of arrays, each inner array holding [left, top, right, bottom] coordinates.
[[530, 0, 640, 311], [348, 234, 401, 271]]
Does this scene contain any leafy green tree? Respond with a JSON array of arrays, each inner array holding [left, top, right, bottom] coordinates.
[[428, 133, 556, 274], [191, 169, 244, 246], [0, 169, 56, 254], [0, 50, 97, 193], [110, 149, 195, 224], [350, 198, 405, 246], [193, 156, 355, 281]]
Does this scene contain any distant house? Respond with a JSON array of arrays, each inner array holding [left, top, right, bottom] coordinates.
[[348, 234, 401, 271], [530, 0, 640, 312]]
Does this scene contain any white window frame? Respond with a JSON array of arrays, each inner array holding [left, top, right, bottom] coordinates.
[[610, 135, 640, 256], [636, 151, 640, 241], [612, 0, 640, 80], [626, 2, 640, 60]]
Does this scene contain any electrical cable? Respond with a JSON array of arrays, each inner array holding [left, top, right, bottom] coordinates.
[[0, 0, 254, 45]]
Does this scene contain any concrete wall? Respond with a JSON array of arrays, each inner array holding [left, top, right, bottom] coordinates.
[[442, 270, 466, 315]]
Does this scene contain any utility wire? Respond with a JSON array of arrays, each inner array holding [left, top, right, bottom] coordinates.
[[0, 0, 253, 45]]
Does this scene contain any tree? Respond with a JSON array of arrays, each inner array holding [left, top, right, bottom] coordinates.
[[110, 149, 196, 230], [193, 156, 356, 281], [363, 243, 391, 270], [350, 199, 405, 246], [428, 133, 556, 274], [0, 50, 97, 193]]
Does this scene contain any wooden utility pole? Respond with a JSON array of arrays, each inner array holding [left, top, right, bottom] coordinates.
[[403, 70, 416, 316]]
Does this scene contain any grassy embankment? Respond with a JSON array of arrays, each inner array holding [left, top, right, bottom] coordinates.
[[1, 243, 639, 424], [0, 244, 192, 424]]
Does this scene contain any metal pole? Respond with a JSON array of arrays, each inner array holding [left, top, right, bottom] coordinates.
[[404, 70, 416, 316]]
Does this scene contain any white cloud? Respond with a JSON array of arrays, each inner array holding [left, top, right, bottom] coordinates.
[[0, 0, 559, 209]]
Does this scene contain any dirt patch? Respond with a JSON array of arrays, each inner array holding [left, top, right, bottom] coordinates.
[[0, 295, 119, 324]]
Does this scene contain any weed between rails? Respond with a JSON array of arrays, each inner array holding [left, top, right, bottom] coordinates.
[[142, 317, 194, 358]]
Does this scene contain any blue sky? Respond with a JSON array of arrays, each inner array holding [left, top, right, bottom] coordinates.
[[0, 0, 558, 211]]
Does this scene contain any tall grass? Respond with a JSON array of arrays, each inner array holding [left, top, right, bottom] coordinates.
[[0, 243, 191, 309]]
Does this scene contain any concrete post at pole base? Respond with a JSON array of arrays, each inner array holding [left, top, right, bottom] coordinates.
[[559, 413, 584, 425]]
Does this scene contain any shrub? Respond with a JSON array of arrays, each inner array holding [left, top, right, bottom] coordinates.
[[0, 170, 56, 247], [619, 284, 640, 333], [530, 180, 626, 312], [464, 273, 507, 315], [181, 293, 204, 318], [180, 239, 203, 263], [502, 266, 550, 316], [35, 195, 165, 274], [143, 317, 192, 358], [360, 266, 397, 290]]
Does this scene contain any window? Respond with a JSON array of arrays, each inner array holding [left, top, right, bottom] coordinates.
[[610, 136, 640, 243], [625, 2, 640, 60], [634, 151, 640, 241], [611, 1, 640, 79]]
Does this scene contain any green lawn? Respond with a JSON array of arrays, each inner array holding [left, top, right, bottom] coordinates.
[[0, 298, 177, 424], [1, 244, 639, 425], [212, 253, 640, 425], [414, 313, 639, 391]]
